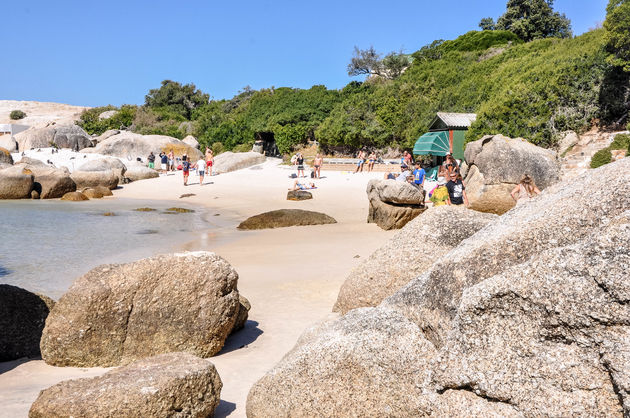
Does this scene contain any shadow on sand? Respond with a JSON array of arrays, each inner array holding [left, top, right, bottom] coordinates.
[[214, 400, 237, 417], [218, 320, 263, 355]]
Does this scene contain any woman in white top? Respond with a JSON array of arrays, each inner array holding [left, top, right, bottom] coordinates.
[[511, 174, 541, 204]]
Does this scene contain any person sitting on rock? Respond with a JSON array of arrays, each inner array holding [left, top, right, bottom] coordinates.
[[511, 174, 541, 205], [384, 165, 411, 181]]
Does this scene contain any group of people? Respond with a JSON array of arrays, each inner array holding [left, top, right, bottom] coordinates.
[[291, 153, 324, 179], [147, 151, 176, 172], [354, 150, 379, 173], [145, 148, 216, 186]]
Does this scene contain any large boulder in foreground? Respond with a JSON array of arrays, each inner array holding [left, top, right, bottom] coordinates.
[[0, 285, 55, 361], [14, 124, 92, 152], [237, 209, 336, 230], [77, 157, 127, 183], [247, 158, 630, 417], [464, 134, 559, 214], [29, 352, 222, 418], [15, 162, 76, 199], [0, 146, 13, 164], [366, 179, 426, 230], [212, 151, 265, 174], [124, 161, 159, 182], [41, 252, 247, 367], [70, 169, 119, 190], [0, 165, 34, 199], [334, 205, 497, 314], [82, 131, 203, 161]]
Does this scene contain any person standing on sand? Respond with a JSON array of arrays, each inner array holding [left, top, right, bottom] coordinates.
[[196, 158, 206, 185], [167, 150, 175, 172], [147, 152, 155, 169], [296, 153, 305, 178], [446, 172, 468, 206], [160, 152, 168, 172], [313, 153, 323, 179], [205, 148, 214, 176], [181, 155, 191, 186], [511, 174, 541, 204]]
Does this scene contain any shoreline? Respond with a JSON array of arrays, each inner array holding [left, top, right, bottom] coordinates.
[[0, 159, 395, 417]]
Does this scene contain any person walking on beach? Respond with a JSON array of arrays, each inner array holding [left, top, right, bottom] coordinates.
[[446, 172, 468, 206], [511, 174, 541, 204], [167, 150, 175, 171], [147, 152, 156, 169], [296, 153, 305, 178], [196, 158, 206, 185], [181, 155, 191, 186], [205, 148, 214, 176], [313, 153, 323, 179]]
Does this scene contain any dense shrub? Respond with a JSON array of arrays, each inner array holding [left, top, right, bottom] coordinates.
[[77, 105, 137, 135], [439, 30, 522, 53], [9, 110, 26, 120], [591, 148, 613, 168], [610, 133, 630, 149]]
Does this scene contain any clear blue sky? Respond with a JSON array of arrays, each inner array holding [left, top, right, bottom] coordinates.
[[0, 0, 608, 107]]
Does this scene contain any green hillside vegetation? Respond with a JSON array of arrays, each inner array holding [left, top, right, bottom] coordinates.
[[78, 28, 629, 156]]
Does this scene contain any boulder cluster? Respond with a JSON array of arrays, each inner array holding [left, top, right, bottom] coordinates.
[[247, 158, 630, 417], [3, 252, 249, 417]]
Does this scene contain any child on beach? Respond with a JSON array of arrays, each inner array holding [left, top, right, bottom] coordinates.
[[181, 155, 191, 186], [196, 159, 206, 185]]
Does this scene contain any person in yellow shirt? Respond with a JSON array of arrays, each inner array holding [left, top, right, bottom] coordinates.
[[430, 177, 449, 207]]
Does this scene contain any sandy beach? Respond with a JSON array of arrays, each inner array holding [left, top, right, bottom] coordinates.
[[0, 158, 395, 417]]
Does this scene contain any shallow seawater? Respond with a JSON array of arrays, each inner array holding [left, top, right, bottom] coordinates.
[[0, 198, 213, 299]]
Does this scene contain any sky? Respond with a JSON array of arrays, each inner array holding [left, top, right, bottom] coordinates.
[[0, 0, 608, 107]]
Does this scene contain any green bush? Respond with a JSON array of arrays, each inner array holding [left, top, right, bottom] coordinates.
[[211, 142, 225, 155], [591, 148, 613, 168], [233, 143, 252, 152], [610, 133, 630, 150], [9, 110, 26, 120], [439, 30, 522, 53], [77, 105, 137, 135]]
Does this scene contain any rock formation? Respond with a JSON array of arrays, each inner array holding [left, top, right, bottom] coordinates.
[[81, 188, 104, 199], [0, 165, 34, 199], [334, 206, 497, 314], [0, 146, 14, 164], [82, 131, 203, 161], [464, 134, 559, 214], [14, 125, 92, 152], [212, 151, 266, 174], [77, 157, 127, 183], [15, 161, 76, 199], [237, 209, 336, 230], [366, 179, 426, 230], [182, 135, 199, 149], [286, 190, 312, 200], [0, 285, 55, 361], [124, 161, 160, 182], [40, 252, 248, 367], [0, 136, 18, 153], [247, 158, 630, 417], [60, 191, 89, 201], [29, 352, 222, 418], [70, 169, 119, 190]]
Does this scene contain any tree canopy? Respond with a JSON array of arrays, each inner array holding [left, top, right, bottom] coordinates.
[[486, 0, 572, 42], [604, 0, 630, 71], [347, 46, 411, 80], [144, 80, 210, 119]]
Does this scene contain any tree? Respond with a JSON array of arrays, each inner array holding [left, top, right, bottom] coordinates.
[[144, 80, 210, 119], [604, 0, 630, 71], [347, 46, 410, 80], [479, 17, 497, 30], [495, 0, 572, 42]]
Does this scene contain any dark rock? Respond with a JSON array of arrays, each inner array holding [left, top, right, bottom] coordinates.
[[0, 285, 55, 361], [287, 190, 312, 201], [60, 191, 88, 201], [237, 209, 337, 230]]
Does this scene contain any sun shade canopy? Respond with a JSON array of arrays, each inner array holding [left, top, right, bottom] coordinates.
[[413, 131, 450, 156]]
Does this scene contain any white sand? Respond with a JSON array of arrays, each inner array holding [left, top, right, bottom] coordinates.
[[0, 158, 395, 417]]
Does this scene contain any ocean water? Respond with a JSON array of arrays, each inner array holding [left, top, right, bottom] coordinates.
[[0, 199, 215, 299]]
